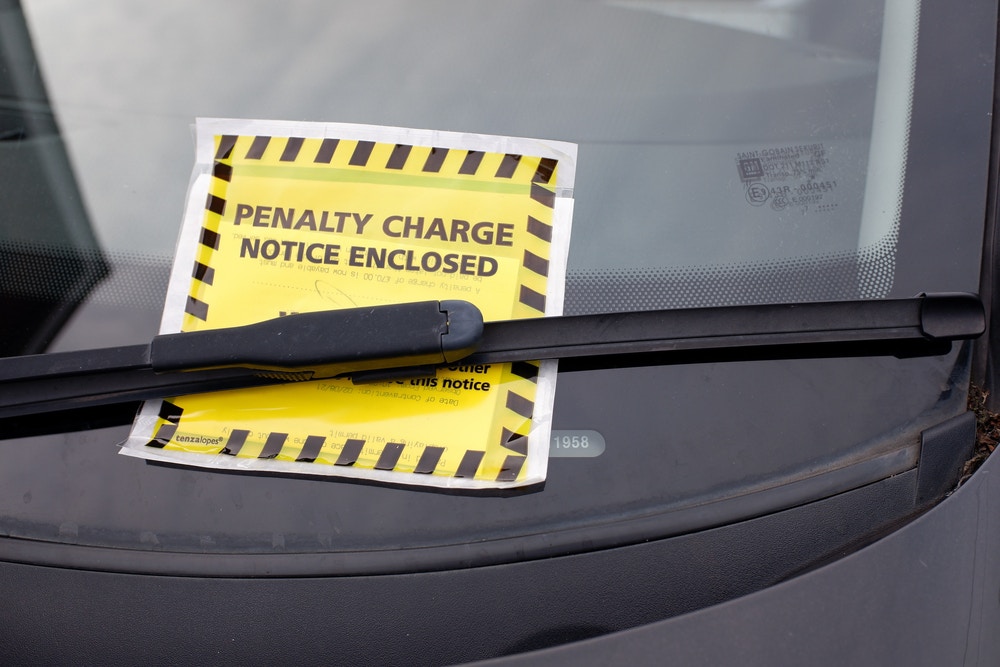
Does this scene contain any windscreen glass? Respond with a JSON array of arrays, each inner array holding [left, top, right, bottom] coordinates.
[[13, 0, 910, 333], [0, 0, 991, 561]]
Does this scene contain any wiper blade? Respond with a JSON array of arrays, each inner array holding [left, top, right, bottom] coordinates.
[[0, 293, 983, 420], [466, 291, 984, 366]]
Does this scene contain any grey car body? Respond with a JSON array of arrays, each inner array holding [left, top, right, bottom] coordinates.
[[0, 0, 998, 664]]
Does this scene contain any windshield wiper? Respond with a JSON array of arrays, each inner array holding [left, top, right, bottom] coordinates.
[[0, 293, 984, 421]]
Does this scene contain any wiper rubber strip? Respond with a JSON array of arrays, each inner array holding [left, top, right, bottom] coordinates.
[[0, 293, 984, 419]]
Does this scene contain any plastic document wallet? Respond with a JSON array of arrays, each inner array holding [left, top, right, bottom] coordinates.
[[121, 119, 576, 489]]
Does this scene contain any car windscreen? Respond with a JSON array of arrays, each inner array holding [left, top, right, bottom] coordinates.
[[0, 0, 992, 571]]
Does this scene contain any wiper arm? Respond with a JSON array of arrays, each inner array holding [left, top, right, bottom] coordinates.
[[0, 293, 984, 420], [0, 300, 482, 420]]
